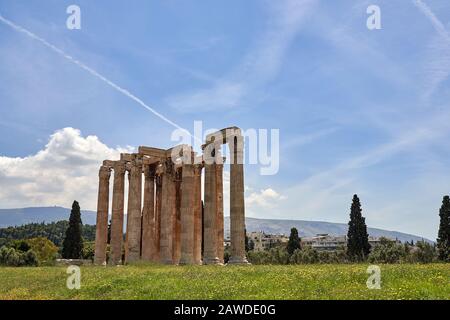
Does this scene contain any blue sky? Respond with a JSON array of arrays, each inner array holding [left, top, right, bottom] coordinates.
[[1, 0, 450, 240]]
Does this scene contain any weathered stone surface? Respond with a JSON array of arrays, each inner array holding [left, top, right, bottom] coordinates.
[[125, 157, 143, 263], [228, 136, 249, 264], [94, 165, 111, 265], [95, 130, 247, 266], [154, 174, 162, 261], [173, 169, 182, 264], [110, 162, 126, 265], [203, 147, 219, 265], [193, 164, 203, 265], [216, 162, 224, 264], [179, 163, 195, 265], [160, 159, 176, 264], [141, 164, 156, 261]]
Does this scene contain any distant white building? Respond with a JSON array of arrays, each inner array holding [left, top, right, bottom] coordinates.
[[246, 231, 402, 252], [248, 231, 289, 252], [301, 234, 400, 251], [301, 234, 347, 251]]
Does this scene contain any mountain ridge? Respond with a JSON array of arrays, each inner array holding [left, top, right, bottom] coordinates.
[[0, 207, 432, 243]]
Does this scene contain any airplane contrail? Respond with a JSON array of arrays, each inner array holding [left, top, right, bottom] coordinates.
[[0, 14, 190, 135], [413, 0, 450, 42]]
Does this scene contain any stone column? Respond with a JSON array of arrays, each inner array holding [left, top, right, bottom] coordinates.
[[109, 162, 126, 265], [154, 174, 162, 261], [141, 164, 156, 261], [203, 146, 220, 264], [173, 169, 182, 264], [193, 164, 203, 264], [179, 164, 195, 264], [160, 159, 176, 264], [228, 135, 248, 264], [125, 157, 143, 263], [216, 161, 224, 264], [94, 165, 111, 265]]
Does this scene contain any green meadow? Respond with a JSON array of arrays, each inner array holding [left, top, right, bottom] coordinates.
[[0, 264, 448, 300]]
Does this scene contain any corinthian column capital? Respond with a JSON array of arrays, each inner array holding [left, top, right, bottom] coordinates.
[[99, 165, 111, 180], [113, 161, 126, 176]]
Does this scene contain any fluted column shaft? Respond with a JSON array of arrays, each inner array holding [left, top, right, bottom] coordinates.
[[141, 165, 156, 261], [229, 136, 248, 264], [94, 165, 111, 265], [125, 157, 143, 263], [172, 170, 182, 264], [154, 175, 162, 261], [160, 160, 176, 264], [216, 162, 224, 264], [110, 162, 125, 265], [193, 165, 203, 264], [203, 146, 219, 264], [179, 164, 195, 264]]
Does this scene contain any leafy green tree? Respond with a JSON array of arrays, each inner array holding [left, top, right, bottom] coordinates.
[[62, 201, 84, 259], [346, 194, 371, 261], [368, 237, 406, 263], [287, 227, 301, 255], [27, 237, 59, 265], [0, 246, 38, 266], [437, 196, 450, 262], [290, 247, 319, 264], [410, 241, 436, 263], [11, 239, 31, 252]]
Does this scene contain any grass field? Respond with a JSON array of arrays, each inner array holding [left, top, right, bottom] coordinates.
[[0, 264, 448, 300]]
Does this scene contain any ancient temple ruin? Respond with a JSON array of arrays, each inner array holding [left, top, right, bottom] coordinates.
[[94, 127, 248, 265]]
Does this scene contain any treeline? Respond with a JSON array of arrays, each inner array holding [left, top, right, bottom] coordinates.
[[0, 220, 95, 247], [247, 237, 437, 265], [247, 194, 449, 265], [0, 201, 95, 266]]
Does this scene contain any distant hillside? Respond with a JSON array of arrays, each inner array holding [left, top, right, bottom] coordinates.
[[225, 217, 433, 244], [0, 207, 96, 227], [0, 207, 432, 244]]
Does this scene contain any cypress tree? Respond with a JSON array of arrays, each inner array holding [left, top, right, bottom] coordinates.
[[346, 194, 370, 261], [287, 227, 301, 255], [62, 201, 84, 259], [437, 195, 450, 261]]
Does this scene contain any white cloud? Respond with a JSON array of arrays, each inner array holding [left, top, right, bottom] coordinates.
[[0, 127, 133, 209], [246, 188, 287, 209]]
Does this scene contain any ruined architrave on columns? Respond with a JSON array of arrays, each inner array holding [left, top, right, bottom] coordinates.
[[94, 126, 248, 265], [94, 165, 111, 265], [125, 156, 143, 263], [110, 161, 126, 265], [141, 164, 156, 261]]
